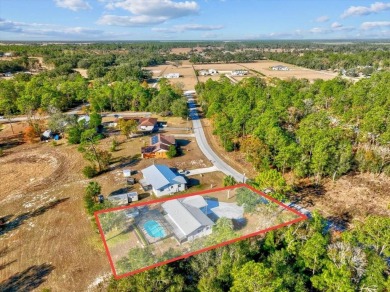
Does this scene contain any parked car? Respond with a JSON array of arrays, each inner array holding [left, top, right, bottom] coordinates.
[[98, 195, 104, 203]]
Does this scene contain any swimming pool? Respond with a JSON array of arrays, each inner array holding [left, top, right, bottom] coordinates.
[[144, 220, 166, 238]]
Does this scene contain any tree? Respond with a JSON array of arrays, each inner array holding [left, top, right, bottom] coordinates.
[[117, 119, 138, 138], [166, 145, 177, 158], [67, 125, 83, 144], [48, 112, 70, 134], [236, 187, 259, 213], [85, 181, 101, 202], [231, 261, 284, 292], [171, 97, 188, 118], [254, 169, 289, 194], [24, 125, 39, 143], [89, 111, 102, 129], [223, 175, 237, 186], [78, 129, 105, 171]]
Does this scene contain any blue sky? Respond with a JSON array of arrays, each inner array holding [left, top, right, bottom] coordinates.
[[1, 0, 390, 40]]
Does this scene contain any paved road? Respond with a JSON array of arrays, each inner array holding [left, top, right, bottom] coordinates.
[[0, 106, 151, 124], [186, 93, 247, 183]]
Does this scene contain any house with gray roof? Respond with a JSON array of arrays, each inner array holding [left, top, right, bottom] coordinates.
[[162, 196, 214, 243], [140, 164, 186, 197]]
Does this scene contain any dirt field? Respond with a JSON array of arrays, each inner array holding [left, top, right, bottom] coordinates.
[[170, 48, 192, 54], [0, 119, 224, 291], [295, 173, 390, 226], [0, 143, 110, 292], [144, 61, 198, 91], [74, 68, 88, 78], [238, 60, 338, 81]]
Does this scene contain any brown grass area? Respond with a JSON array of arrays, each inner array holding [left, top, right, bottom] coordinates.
[[74, 68, 88, 78], [0, 143, 110, 291], [296, 173, 390, 225], [0, 118, 223, 290], [240, 60, 337, 81], [170, 48, 191, 54]]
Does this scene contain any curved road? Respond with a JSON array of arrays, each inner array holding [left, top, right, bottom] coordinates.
[[186, 91, 247, 183]]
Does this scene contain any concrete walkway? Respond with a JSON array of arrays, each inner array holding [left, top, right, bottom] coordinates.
[[186, 166, 219, 176]]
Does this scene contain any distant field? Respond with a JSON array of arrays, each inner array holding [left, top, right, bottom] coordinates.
[[239, 60, 338, 81], [145, 58, 340, 91]]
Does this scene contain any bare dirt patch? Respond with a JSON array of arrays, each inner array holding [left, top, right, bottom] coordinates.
[[0, 143, 110, 291], [74, 68, 88, 78], [239, 60, 337, 81], [296, 173, 390, 225], [170, 48, 192, 54]]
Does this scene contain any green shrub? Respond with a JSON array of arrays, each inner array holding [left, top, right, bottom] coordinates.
[[83, 165, 97, 178]]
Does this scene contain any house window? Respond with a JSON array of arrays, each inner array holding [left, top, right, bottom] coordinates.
[[178, 184, 181, 188]]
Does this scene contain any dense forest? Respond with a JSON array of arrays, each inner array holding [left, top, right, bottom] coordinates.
[[196, 72, 390, 184], [1, 41, 389, 75]]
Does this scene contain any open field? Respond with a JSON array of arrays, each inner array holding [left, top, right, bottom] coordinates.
[[0, 116, 224, 290], [239, 60, 338, 81], [145, 58, 343, 91], [295, 173, 390, 225], [170, 48, 192, 54], [144, 61, 197, 90]]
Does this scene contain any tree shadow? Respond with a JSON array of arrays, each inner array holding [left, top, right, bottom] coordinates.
[[292, 183, 326, 207], [187, 178, 200, 187], [176, 139, 190, 147], [0, 198, 69, 237], [0, 263, 55, 292], [138, 193, 150, 200], [109, 187, 133, 196], [326, 212, 351, 232], [110, 154, 141, 171]]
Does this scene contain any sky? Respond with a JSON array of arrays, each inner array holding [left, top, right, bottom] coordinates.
[[0, 0, 390, 41]]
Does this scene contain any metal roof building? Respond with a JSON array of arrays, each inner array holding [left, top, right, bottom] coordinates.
[[162, 198, 214, 242], [141, 164, 186, 197]]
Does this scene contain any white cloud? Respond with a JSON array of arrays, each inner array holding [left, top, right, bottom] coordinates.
[[361, 21, 390, 30], [0, 18, 120, 40], [341, 2, 390, 18], [316, 15, 329, 23], [152, 24, 223, 33], [331, 22, 342, 29], [98, 15, 168, 26], [54, 0, 92, 11], [98, 0, 199, 26]]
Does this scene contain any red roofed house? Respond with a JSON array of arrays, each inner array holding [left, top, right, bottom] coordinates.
[[138, 117, 158, 132], [141, 134, 176, 158]]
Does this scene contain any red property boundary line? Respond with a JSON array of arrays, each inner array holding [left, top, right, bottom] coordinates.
[[94, 183, 308, 280]]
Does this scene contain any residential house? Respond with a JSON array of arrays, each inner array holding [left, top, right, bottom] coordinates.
[[271, 65, 289, 71], [138, 117, 158, 132], [231, 70, 248, 76], [140, 164, 186, 197], [141, 134, 176, 158], [198, 69, 218, 76], [164, 73, 180, 79], [162, 196, 214, 243]]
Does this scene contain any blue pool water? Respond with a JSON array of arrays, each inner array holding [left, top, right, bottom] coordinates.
[[144, 220, 166, 238]]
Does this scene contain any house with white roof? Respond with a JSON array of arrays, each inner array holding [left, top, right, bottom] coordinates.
[[164, 73, 180, 79], [140, 164, 186, 197], [271, 65, 289, 71], [162, 195, 214, 243]]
